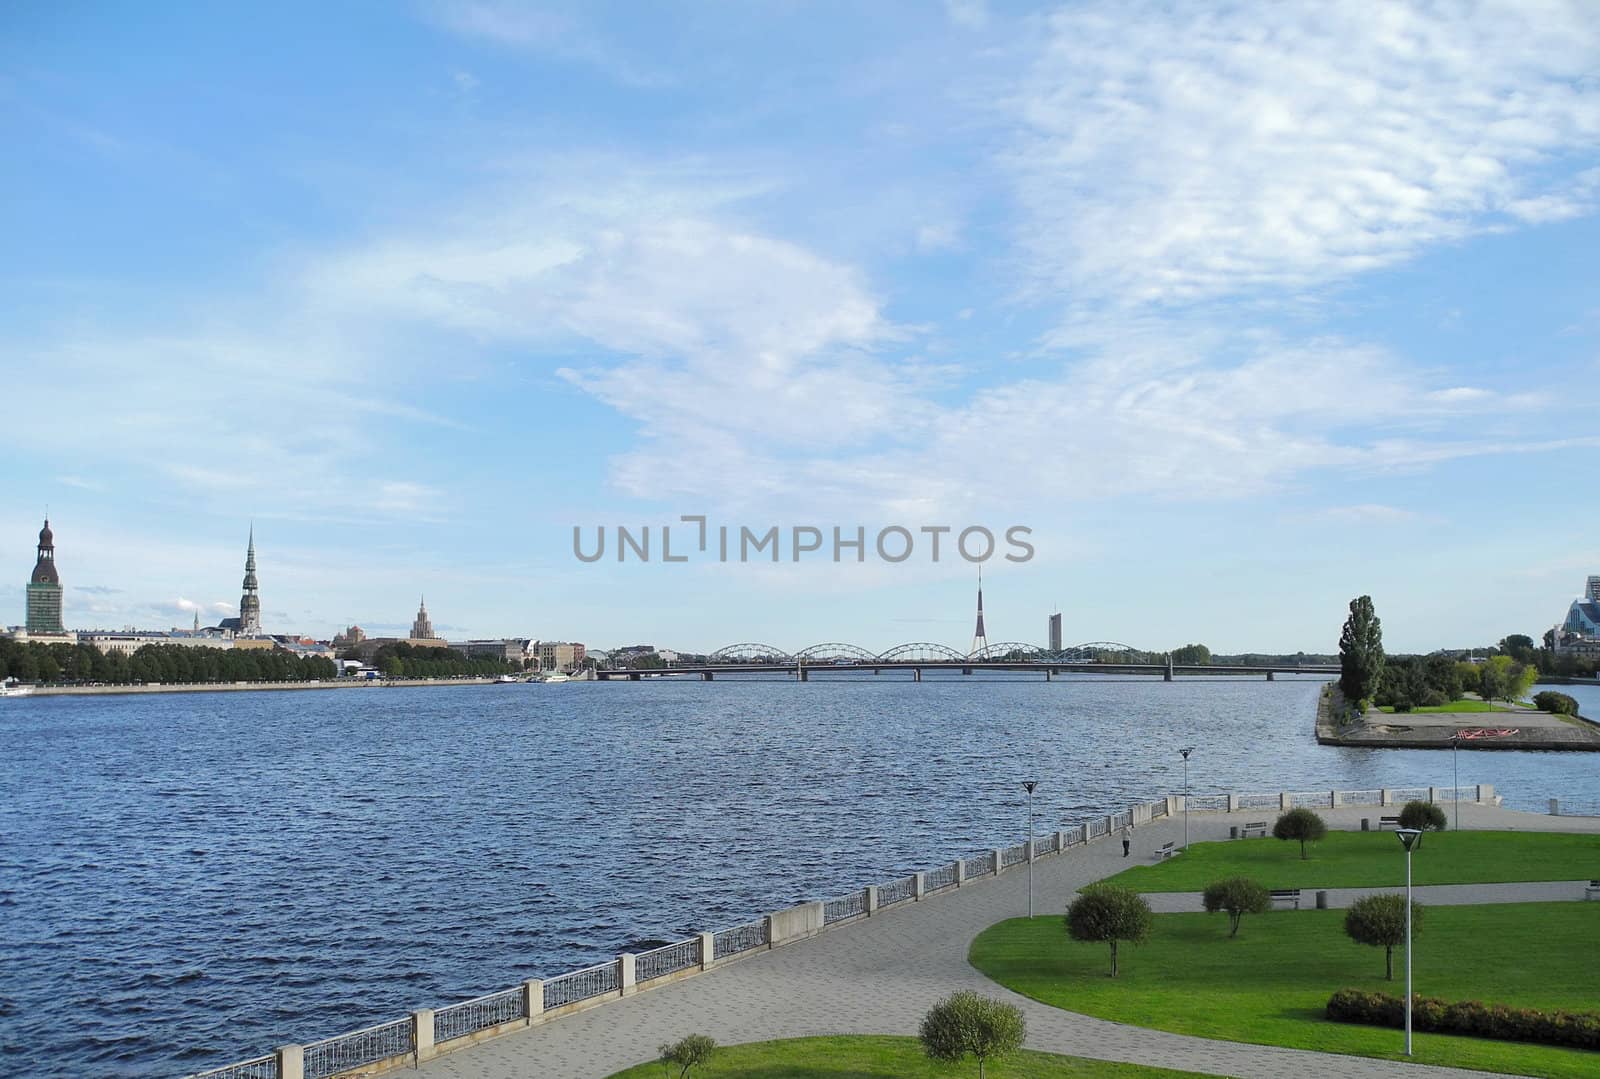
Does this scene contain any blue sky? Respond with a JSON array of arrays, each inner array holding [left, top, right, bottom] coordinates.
[[2, 1, 1597, 655]]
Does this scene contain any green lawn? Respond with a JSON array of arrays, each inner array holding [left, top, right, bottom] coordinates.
[[605, 1035, 1210, 1078], [1377, 699, 1522, 714], [1104, 830, 1600, 892], [971, 904, 1600, 1078]]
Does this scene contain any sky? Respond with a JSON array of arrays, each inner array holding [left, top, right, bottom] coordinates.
[[2, 0, 1597, 656]]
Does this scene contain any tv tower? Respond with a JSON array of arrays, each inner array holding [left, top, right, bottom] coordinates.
[[970, 565, 989, 658]]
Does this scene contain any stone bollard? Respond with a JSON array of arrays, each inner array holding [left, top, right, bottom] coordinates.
[[1331, 789, 1342, 807], [698, 933, 715, 971], [524, 978, 544, 1022], [913, 871, 925, 900], [1056, 829, 1067, 852], [992, 848, 1003, 875], [865, 885, 878, 915], [277, 1045, 304, 1079], [1025, 839, 1035, 863], [955, 858, 966, 886], [413, 1009, 435, 1062], [1279, 792, 1292, 810], [1550, 798, 1561, 816], [1381, 788, 1394, 806], [619, 953, 636, 996], [1227, 793, 1240, 812]]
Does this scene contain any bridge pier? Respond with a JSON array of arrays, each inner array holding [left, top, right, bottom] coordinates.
[[962, 667, 971, 676], [798, 666, 809, 682], [913, 668, 922, 683], [1164, 657, 1174, 682], [1266, 670, 1275, 681], [1045, 668, 1054, 681], [702, 671, 714, 681], [629, 672, 641, 681]]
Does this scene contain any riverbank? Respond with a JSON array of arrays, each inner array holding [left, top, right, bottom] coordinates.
[[1314, 682, 1600, 751], [19, 677, 499, 697]]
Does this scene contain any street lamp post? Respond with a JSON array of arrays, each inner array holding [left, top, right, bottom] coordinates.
[[1023, 780, 1038, 917], [1396, 827, 1423, 1056], [1179, 747, 1195, 848], [1450, 733, 1461, 832]]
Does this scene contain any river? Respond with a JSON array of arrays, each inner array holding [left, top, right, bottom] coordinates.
[[2, 675, 1597, 1076]]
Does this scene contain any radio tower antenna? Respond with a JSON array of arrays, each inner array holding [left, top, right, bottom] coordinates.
[[970, 565, 989, 658]]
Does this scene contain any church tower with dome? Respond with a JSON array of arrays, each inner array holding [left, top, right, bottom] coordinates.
[[25, 517, 65, 634]]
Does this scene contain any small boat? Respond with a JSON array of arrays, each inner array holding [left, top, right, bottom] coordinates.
[[543, 673, 571, 683], [0, 679, 32, 698], [495, 675, 519, 684]]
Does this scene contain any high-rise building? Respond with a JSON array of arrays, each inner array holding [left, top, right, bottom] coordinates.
[[1588, 576, 1600, 604], [25, 517, 65, 634], [411, 597, 436, 640], [1048, 611, 1062, 652]]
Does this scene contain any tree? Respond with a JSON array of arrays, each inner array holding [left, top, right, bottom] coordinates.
[[1345, 893, 1424, 980], [1500, 634, 1536, 664], [657, 1034, 716, 1078], [1201, 877, 1271, 937], [1170, 643, 1211, 665], [1065, 885, 1152, 977], [1339, 595, 1385, 705], [1272, 807, 1327, 860], [1397, 800, 1447, 831], [918, 991, 1025, 1078]]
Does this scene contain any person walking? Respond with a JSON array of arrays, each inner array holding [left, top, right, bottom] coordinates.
[[1122, 821, 1133, 857]]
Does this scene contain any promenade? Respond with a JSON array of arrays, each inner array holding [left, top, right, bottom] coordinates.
[[417, 803, 1600, 1079]]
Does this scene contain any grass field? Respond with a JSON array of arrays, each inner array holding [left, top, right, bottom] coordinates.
[[605, 1035, 1212, 1078], [971, 903, 1600, 1078], [1102, 830, 1600, 892]]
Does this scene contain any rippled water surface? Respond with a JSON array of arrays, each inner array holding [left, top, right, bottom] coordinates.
[[3, 676, 1598, 1076]]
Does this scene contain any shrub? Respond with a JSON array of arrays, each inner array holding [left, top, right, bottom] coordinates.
[[1397, 800, 1447, 831], [1272, 807, 1327, 859], [1200, 877, 1270, 938], [1343, 893, 1424, 980], [1327, 988, 1600, 1051], [657, 1034, 717, 1078], [1533, 690, 1580, 716], [919, 991, 1026, 1078], [1065, 884, 1152, 977]]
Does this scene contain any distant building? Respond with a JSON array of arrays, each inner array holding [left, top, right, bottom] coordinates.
[[25, 517, 65, 634], [536, 640, 586, 673], [411, 597, 437, 640], [455, 638, 534, 666], [1048, 612, 1062, 652], [83, 628, 233, 655], [331, 625, 366, 651], [1555, 575, 1600, 656], [217, 528, 263, 637]]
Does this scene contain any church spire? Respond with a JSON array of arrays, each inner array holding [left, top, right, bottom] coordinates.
[[237, 526, 262, 636]]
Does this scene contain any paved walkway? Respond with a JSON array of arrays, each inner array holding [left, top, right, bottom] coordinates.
[[420, 804, 1600, 1079], [1145, 878, 1596, 913]]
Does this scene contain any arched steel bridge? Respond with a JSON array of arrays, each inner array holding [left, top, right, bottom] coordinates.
[[705, 641, 1153, 663], [597, 641, 1340, 682]]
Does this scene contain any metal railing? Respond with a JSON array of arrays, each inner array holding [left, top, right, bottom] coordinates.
[[636, 938, 700, 982], [879, 875, 917, 907], [303, 1018, 414, 1079], [1342, 789, 1384, 805], [1149, 800, 1169, 818], [1001, 842, 1028, 867], [1288, 791, 1333, 808], [434, 986, 525, 1044], [1550, 799, 1600, 817], [1184, 793, 1230, 811], [924, 862, 958, 891], [1390, 786, 1431, 802], [963, 853, 994, 878], [713, 920, 767, 960], [188, 1055, 279, 1079], [1087, 819, 1109, 838], [1035, 832, 1060, 854], [542, 961, 619, 1010], [1235, 792, 1280, 809], [823, 891, 866, 924]]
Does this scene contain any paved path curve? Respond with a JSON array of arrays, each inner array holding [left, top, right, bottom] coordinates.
[[419, 804, 1600, 1079]]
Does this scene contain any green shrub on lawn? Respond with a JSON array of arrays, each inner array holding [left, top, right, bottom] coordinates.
[[1397, 800, 1447, 831], [1272, 807, 1327, 859], [1533, 690, 1580, 716], [1327, 988, 1600, 1050]]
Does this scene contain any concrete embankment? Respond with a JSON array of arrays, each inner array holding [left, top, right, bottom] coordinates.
[[1314, 681, 1600, 751], [23, 678, 499, 698]]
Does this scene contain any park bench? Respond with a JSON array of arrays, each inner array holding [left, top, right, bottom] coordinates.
[[1269, 888, 1302, 909], [1154, 841, 1178, 860], [1378, 815, 1400, 829], [1586, 880, 1600, 901], [1241, 820, 1268, 838]]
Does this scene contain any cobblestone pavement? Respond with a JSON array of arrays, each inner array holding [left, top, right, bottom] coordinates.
[[418, 803, 1600, 1079]]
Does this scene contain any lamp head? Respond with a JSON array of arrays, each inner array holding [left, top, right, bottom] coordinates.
[[1023, 780, 1038, 794], [1179, 746, 1195, 761], [1395, 827, 1423, 853]]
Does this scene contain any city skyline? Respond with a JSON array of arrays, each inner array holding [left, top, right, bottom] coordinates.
[[4, 3, 1598, 653]]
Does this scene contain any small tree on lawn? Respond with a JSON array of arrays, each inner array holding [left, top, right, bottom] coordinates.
[[1065, 884, 1152, 977], [657, 1033, 716, 1078], [1201, 877, 1271, 938], [1344, 893, 1424, 980], [1273, 807, 1327, 860], [918, 990, 1026, 1079], [1397, 800, 1447, 832]]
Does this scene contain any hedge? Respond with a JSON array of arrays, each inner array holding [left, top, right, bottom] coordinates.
[[1327, 988, 1600, 1050], [1533, 690, 1580, 717]]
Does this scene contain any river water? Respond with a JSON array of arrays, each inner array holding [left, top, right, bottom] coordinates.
[[2, 675, 1598, 1076]]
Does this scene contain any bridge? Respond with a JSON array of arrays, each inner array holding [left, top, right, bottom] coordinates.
[[597, 641, 1339, 682]]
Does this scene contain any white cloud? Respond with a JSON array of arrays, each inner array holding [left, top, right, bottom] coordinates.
[[430, 1, 672, 87], [1008, 0, 1600, 308], [1316, 504, 1430, 525], [944, 0, 989, 31]]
